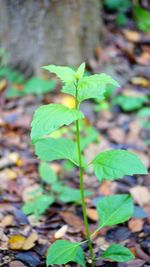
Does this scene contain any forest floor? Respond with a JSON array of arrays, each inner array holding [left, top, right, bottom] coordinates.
[[0, 10, 150, 267]]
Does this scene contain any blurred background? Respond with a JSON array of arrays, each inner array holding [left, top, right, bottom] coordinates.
[[0, 1, 150, 266]]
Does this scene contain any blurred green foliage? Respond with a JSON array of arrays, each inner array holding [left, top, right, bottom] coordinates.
[[0, 65, 56, 98], [133, 5, 150, 32], [104, 0, 150, 32], [112, 94, 148, 111], [22, 162, 92, 218]]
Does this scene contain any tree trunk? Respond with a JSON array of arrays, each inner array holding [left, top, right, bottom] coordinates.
[[0, 0, 102, 74]]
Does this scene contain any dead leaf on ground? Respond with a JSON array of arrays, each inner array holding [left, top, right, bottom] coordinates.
[[94, 237, 109, 250], [126, 259, 146, 267], [135, 244, 150, 263], [135, 50, 150, 65], [54, 225, 68, 239], [123, 30, 141, 43], [86, 208, 98, 221], [131, 77, 150, 88], [128, 218, 144, 233], [22, 232, 38, 250], [9, 261, 27, 267], [98, 180, 116, 196], [108, 127, 125, 143], [60, 211, 86, 236], [0, 228, 9, 250], [0, 152, 21, 169], [8, 235, 26, 250], [130, 186, 150, 206], [8, 232, 38, 250], [1, 168, 18, 180], [0, 215, 14, 227]]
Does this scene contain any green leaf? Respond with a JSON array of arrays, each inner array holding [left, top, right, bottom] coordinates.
[[62, 73, 119, 103], [22, 195, 55, 217], [137, 107, 150, 117], [51, 182, 64, 193], [133, 5, 150, 32], [35, 137, 80, 166], [58, 186, 92, 203], [38, 162, 57, 184], [46, 240, 85, 267], [42, 65, 76, 83], [104, 0, 131, 11], [102, 244, 134, 262], [113, 95, 147, 111], [24, 77, 56, 95], [93, 149, 147, 182], [31, 104, 84, 142], [96, 194, 133, 227], [0, 67, 25, 83], [6, 77, 56, 98], [76, 62, 85, 79], [5, 87, 25, 98], [116, 12, 127, 27], [143, 121, 150, 129]]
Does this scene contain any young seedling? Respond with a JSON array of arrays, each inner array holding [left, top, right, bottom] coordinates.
[[30, 63, 147, 267]]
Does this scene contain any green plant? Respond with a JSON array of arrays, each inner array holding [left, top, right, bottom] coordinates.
[[104, 0, 131, 27], [23, 162, 92, 218], [5, 76, 56, 98], [112, 94, 148, 111], [104, 0, 150, 31], [30, 63, 147, 266], [0, 64, 56, 98], [133, 5, 150, 32]]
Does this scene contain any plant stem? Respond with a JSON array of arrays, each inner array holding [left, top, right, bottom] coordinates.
[[75, 82, 95, 267]]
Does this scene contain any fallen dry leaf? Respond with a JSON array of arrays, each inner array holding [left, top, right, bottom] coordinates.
[[108, 127, 125, 143], [60, 211, 86, 236], [123, 30, 140, 43], [136, 51, 150, 65], [8, 235, 26, 250], [127, 259, 146, 267], [135, 244, 150, 263], [0, 152, 21, 169], [131, 77, 150, 88], [94, 237, 109, 250], [54, 225, 68, 239], [98, 180, 116, 196], [4, 169, 18, 180], [0, 215, 14, 227], [0, 228, 9, 250], [9, 261, 27, 267], [130, 186, 150, 206], [8, 232, 38, 251], [128, 218, 144, 233], [86, 208, 98, 221], [22, 232, 38, 250]]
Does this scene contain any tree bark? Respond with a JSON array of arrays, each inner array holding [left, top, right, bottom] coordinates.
[[0, 0, 102, 74]]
